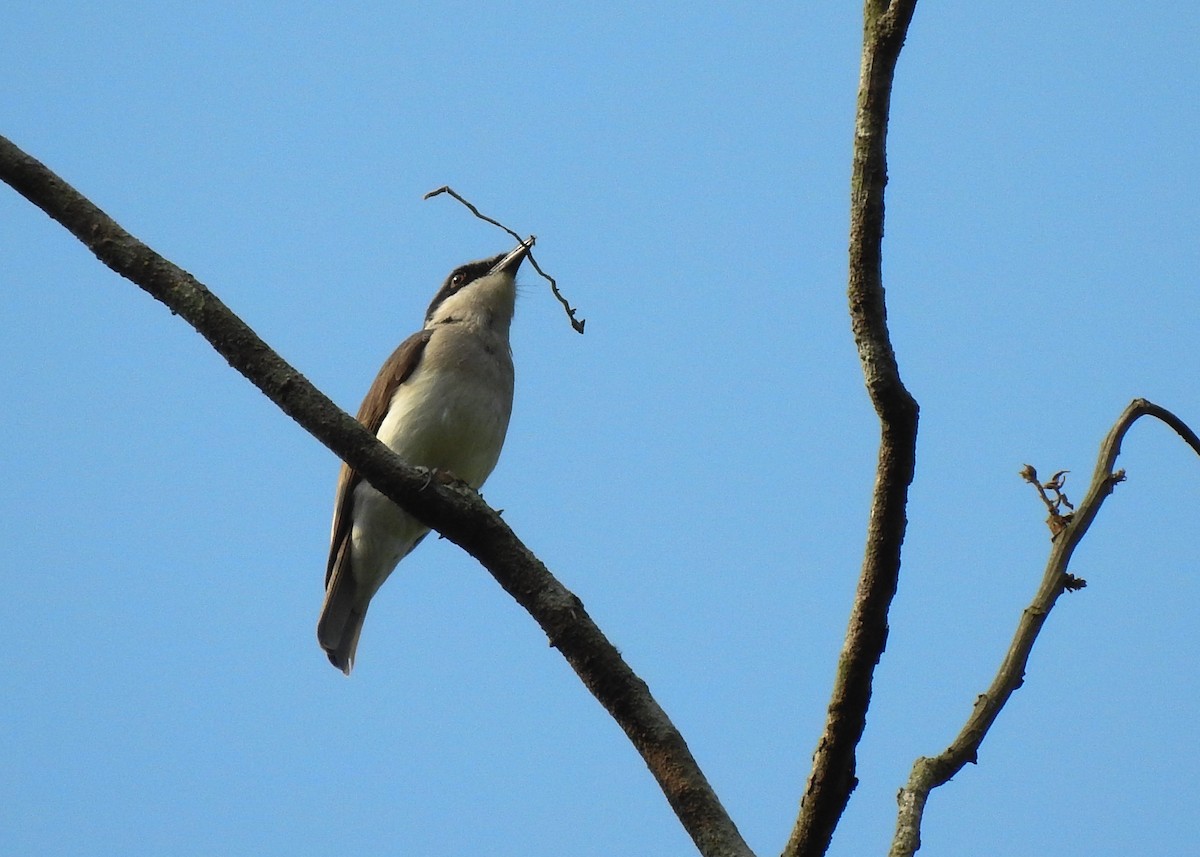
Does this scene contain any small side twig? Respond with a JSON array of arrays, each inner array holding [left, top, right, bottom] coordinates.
[[1018, 465, 1079, 538], [424, 185, 585, 333], [889, 398, 1200, 857]]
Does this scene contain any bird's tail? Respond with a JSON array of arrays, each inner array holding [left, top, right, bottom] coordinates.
[[317, 572, 366, 676]]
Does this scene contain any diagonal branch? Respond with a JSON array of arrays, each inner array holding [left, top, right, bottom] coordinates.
[[0, 133, 753, 857], [889, 398, 1200, 857], [782, 2, 920, 856]]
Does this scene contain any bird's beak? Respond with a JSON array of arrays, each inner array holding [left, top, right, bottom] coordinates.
[[490, 235, 536, 275]]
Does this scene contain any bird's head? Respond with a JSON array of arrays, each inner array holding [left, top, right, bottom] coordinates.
[[424, 237, 534, 332]]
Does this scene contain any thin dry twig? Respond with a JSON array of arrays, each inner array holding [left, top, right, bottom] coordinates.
[[783, 2, 921, 856], [1019, 464, 1080, 538], [0, 134, 749, 857], [424, 185, 585, 333], [889, 398, 1200, 857]]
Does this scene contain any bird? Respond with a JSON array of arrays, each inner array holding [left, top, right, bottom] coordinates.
[[317, 238, 533, 674]]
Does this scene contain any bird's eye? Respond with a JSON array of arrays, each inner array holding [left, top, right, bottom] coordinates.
[[451, 273, 466, 288]]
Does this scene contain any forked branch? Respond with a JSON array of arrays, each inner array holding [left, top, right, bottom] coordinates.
[[889, 399, 1200, 857]]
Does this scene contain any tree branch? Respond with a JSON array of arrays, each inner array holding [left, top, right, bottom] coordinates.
[[783, 2, 921, 856], [0, 133, 753, 857], [889, 398, 1200, 857]]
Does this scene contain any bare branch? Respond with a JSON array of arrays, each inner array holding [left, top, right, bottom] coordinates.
[[889, 398, 1200, 857], [783, 3, 921, 856], [0, 134, 749, 857], [424, 185, 586, 333]]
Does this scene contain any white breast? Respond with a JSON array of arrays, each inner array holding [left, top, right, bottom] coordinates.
[[374, 324, 515, 489]]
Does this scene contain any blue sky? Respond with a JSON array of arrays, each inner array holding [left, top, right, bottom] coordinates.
[[2, 3, 1198, 856]]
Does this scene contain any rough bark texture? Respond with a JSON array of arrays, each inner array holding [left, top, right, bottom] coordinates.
[[0, 133, 753, 857], [783, 3, 921, 856], [889, 399, 1200, 856]]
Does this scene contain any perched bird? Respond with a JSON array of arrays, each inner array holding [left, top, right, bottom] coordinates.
[[317, 239, 533, 674]]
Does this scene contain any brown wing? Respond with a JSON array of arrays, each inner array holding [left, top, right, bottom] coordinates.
[[324, 328, 434, 586]]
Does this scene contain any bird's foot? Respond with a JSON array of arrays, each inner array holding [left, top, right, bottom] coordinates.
[[416, 467, 468, 491]]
